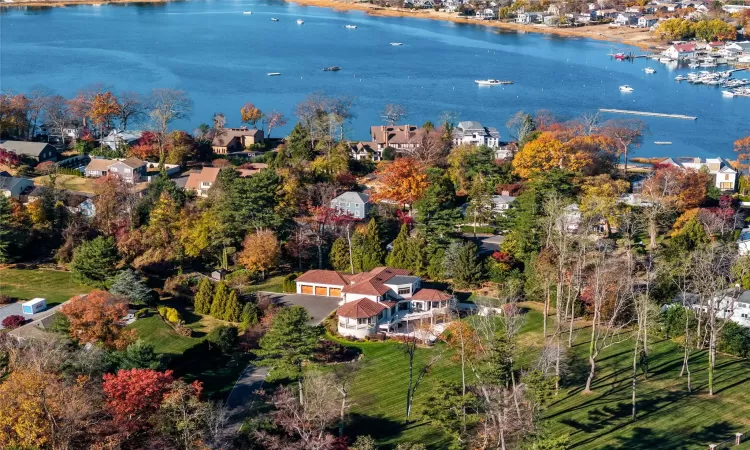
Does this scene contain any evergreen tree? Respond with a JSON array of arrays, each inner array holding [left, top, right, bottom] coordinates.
[[110, 269, 155, 306], [0, 195, 12, 263], [256, 306, 320, 384], [210, 282, 229, 318], [481, 334, 514, 387], [111, 339, 163, 371], [329, 237, 351, 271], [70, 236, 119, 288], [386, 223, 410, 269], [444, 241, 483, 288], [406, 232, 428, 276], [207, 325, 239, 354], [224, 289, 241, 322], [241, 302, 261, 327], [194, 277, 214, 315], [358, 219, 386, 271], [286, 122, 313, 161]]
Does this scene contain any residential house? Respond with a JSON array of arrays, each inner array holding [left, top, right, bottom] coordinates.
[[184, 167, 220, 197], [638, 14, 658, 28], [625, 5, 643, 13], [738, 228, 750, 256], [547, 3, 562, 15], [722, 41, 750, 58], [211, 127, 264, 154], [370, 125, 427, 154], [576, 11, 596, 23], [330, 191, 371, 219], [596, 8, 618, 18], [492, 191, 516, 213], [656, 2, 679, 11], [238, 163, 269, 177], [679, 289, 750, 329], [443, 0, 462, 12], [451, 121, 501, 148], [663, 42, 697, 60], [0, 174, 33, 198], [614, 12, 638, 26], [494, 142, 517, 160], [84, 157, 147, 184], [62, 192, 96, 217], [349, 141, 382, 161], [0, 141, 57, 162], [101, 130, 143, 151], [660, 157, 737, 191], [295, 267, 455, 338], [476, 7, 497, 19], [516, 11, 543, 23]]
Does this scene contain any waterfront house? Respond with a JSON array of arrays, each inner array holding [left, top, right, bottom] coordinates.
[[0, 174, 33, 199], [596, 8, 618, 18], [722, 41, 750, 58], [1, 141, 57, 162], [330, 191, 371, 219], [370, 125, 426, 154], [547, 4, 562, 15], [211, 127, 264, 154], [476, 7, 497, 19], [295, 267, 455, 338], [184, 167, 220, 198], [101, 130, 143, 151], [84, 157, 147, 184], [495, 142, 517, 160], [663, 42, 696, 60], [576, 12, 596, 23], [348, 141, 382, 161], [614, 13, 638, 26], [516, 11, 543, 23], [660, 157, 737, 191], [638, 15, 658, 28], [451, 121, 501, 148]]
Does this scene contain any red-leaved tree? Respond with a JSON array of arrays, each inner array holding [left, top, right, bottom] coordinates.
[[102, 368, 175, 431]]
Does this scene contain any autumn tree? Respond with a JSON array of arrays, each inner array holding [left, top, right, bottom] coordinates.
[[102, 368, 175, 431], [93, 174, 136, 236], [240, 102, 264, 127], [734, 135, 750, 169], [61, 290, 135, 349], [601, 119, 645, 174], [117, 90, 145, 130], [148, 88, 193, 168], [89, 91, 121, 145], [579, 174, 630, 236], [265, 110, 287, 138], [512, 132, 616, 179], [371, 157, 429, 208]]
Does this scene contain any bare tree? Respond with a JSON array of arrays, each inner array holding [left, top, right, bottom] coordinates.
[[42, 95, 72, 146], [117, 91, 146, 130], [404, 331, 443, 422], [601, 119, 645, 174], [381, 103, 407, 126], [332, 362, 359, 436], [26, 86, 52, 140], [148, 88, 193, 168]]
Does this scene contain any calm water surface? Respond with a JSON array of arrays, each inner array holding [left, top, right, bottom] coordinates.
[[1, 0, 748, 158]]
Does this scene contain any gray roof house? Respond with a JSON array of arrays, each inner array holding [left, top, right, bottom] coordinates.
[[0, 175, 34, 198], [85, 157, 147, 184], [1, 141, 58, 162], [331, 191, 371, 219], [451, 121, 501, 148]]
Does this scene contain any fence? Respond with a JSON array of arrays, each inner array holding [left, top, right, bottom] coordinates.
[[709, 431, 750, 449]]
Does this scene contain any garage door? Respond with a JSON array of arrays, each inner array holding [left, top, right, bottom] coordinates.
[[329, 288, 342, 297], [301, 285, 314, 294], [315, 286, 328, 296]]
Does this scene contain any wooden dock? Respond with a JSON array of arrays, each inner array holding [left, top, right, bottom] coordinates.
[[599, 109, 697, 120]]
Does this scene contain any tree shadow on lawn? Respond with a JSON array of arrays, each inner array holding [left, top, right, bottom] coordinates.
[[345, 413, 420, 447], [595, 421, 739, 450]]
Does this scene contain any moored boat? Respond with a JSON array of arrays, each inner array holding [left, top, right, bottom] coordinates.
[[654, 141, 672, 145], [271, 17, 279, 21], [323, 66, 341, 71], [619, 85, 634, 92], [345, 25, 357, 29], [296, 19, 305, 24], [267, 72, 281, 76], [644, 67, 656, 74], [475, 79, 513, 86], [390, 42, 403, 46], [243, 11, 252, 14]]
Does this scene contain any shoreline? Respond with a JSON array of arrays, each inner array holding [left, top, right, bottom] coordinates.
[[285, 0, 663, 50], [0, 0, 170, 7]]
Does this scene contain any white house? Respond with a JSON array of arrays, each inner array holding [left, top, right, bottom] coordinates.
[[738, 228, 750, 256], [517, 12, 543, 23], [495, 142, 517, 160], [295, 267, 455, 338], [681, 289, 750, 329], [660, 157, 737, 191], [492, 192, 516, 213], [638, 15, 658, 28], [663, 42, 697, 61], [101, 130, 143, 151], [476, 8, 497, 19], [614, 12, 638, 26], [452, 121, 501, 148]]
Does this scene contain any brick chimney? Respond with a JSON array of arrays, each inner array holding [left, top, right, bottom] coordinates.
[[501, 190, 510, 196]]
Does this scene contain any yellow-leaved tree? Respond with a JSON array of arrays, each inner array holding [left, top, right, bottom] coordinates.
[[579, 174, 630, 236], [238, 229, 280, 280]]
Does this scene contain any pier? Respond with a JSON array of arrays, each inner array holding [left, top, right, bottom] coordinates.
[[599, 109, 697, 120]]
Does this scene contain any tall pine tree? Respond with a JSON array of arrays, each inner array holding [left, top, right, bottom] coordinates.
[[194, 278, 214, 315], [358, 219, 386, 271], [386, 223, 410, 269], [224, 289, 241, 322], [406, 232, 428, 276], [210, 282, 229, 318], [329, 237, 350, 272]]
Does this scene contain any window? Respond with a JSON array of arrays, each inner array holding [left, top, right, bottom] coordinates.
[[725, 174, 730, 181], [398, 287, 411, 296], [354, 210, 361, 218], [111, 167, 118, 172], [398, 302, 409, 311], [347, 202, 351, 207], [358, 317, 370, 325], [125, 168, 132, 173], [721, 182, 733, 189], [354, 203, 360, 208]]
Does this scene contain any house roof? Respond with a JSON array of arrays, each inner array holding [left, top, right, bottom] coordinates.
[[296, 270, 350, 286], [185, 167, 220, 191], [1, 141, 54, 158], [0, 175, 30, 191], [343, 267, 412, 296], [118, 157, 146, 169], [238, 163, 268, 177], [212, 127, 261, 147], [370, 125, 427, 145], [672, 43, 696, 52], [337, 298, 387, 319], [387, 275, 420, 286], [342, 279, 391, 296], [349, 141, 378, 154], [86, 158, 116, 171], [411, 288, 453, 301], [332, 191, 370, 204]]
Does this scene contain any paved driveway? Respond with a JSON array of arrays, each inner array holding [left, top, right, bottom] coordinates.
[[261, 293, 341, 325], [0, 302, 53, 329]]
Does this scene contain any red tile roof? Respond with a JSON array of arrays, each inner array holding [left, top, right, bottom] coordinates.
[[295, 270, 350, 286], [672, 43, 696, 53], [342, 279, 391, 296], [410, 288, 453, 302], [337, 298, 387, 319]]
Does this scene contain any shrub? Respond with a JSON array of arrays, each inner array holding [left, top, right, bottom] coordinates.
[[2, 315, 26, 330], [281, 273, 298, 293], [135, 308, 150, 319], [207, 325, 239, 354], [157, 306, 182, 324], [0, 295, 13, 305], [174, 324, 192, 337], [719, 321, 750, 358]]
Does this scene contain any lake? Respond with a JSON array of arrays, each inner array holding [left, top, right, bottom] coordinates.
[[1, 0, 748, 159]]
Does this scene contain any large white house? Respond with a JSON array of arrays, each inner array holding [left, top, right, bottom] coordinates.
[[295, 267, 454, 338], [663, 42, 696, 61], [679, 289, 750, 329], [452, 121, 501, 148], [660, 157, 737, 191]]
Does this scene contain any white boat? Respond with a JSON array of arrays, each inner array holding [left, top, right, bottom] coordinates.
[[701, 62, 717, 68], [659, 57, 672, 63], [296, 19, 305, 24], [345, 25, 357, 29], [654, 141, 672, 145], [675, 75, 686, 81], [644, 67, 656, 74], [619, 85, 634, 92], [271, 17, 279, 21], [475, 79, 513, 86], [722, 90, 735, 97], [243, 11, 252, 14], [688, 63, 700, 69], [267, 72, 281, 76], [390, 42, 403, 46]]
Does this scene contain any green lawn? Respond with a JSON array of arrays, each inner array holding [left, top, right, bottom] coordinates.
[[0, 268, 92, 305], [127, 314, 200, 356], [326, 306, 750, 449], [244, 274, 287, 294]]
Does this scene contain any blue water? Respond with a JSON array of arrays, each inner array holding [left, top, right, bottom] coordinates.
[[1, 0, 748, 158]]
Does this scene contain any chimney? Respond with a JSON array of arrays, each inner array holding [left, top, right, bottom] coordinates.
[[501, 190, 510, 196], [694, 157, 702, 164], [383, 126, 389, 146]]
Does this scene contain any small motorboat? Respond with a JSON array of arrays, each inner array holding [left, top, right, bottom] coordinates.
[[297, 19, 305, 24], [654, 141, 672, 145], [614, 53, 627, 60], [659, 57, 672, 63], [243, 11, 252, 14], [722, 90, 735, 97], [688, 63, 700, 69], [619, 85, 634, 92], [390, 42, 403, 46], [675, 75, 686, 81], [345, 24, 357, 29], [644, 67, 656, 74], [271, 17, 279, 21], [267, 72, 281, 76], [323, 66, 341, 71], [475, 79, 513, 86]]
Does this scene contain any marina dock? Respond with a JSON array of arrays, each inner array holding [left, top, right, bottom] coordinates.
[[599, 109, 697, 120]]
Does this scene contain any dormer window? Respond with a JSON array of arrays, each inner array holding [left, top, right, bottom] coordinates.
[[398, 287, 411, 296]]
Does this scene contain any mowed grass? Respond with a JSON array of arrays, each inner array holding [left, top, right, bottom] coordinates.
[[0, 268, 92, 304], [329, 305, 750, 449], [127, 314, 200, 356]]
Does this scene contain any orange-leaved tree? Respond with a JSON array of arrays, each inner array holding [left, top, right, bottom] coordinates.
[[240, 102, 264, 128], [89, 91, 121, 141], [512, 131, 617, 179], [61, 290, 135, 350], [735, 135, 750, 168], [238, 229, 280, 280], [370, 157, 429, 208]]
